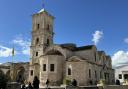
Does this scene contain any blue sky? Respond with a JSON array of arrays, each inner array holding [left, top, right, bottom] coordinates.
[[0, 0, 128, 67]]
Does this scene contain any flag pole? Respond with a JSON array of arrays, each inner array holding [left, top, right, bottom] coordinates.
[[12, 47, 14, 82]]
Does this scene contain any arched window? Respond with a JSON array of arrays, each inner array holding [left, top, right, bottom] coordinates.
[[95, 70, 97, 79], [43, 64, 46, 71], [47, 24, 50, 31], [95, 52, 97, 62], [68, 68, 71, 75], [100, 71, 102, 78], [47, 39, 50, 45], [37, 24, 40, 29], [35, 38, 39, 44], [89, 69, 91, 78], [36, 52, 38, 56], [30, 70, 33, 76]]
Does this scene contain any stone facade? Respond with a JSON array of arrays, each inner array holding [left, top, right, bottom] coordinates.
[[29, 9, 115, 86]]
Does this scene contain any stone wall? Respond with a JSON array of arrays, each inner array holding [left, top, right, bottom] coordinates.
[[66, 61, 88, 86]]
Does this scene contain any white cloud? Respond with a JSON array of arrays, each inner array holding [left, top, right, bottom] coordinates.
[[112, 50, 128, 68], [92, 30, 103, 45], [0, 45, 13, 57], [124, 38, 128, 44], [22, 48, 30, 55], [13, 35, 30, 55]]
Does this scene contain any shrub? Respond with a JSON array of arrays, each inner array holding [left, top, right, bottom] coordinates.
[[63, 77, 71, 85], [99, 79, 106, 85]]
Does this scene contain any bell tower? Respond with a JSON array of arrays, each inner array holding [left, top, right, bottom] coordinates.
[[30, 9, 54, 64], [29, 9, 54, 81]]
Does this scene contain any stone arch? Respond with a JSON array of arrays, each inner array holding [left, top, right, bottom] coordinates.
[[35, 37, 39, 44], [67, 56, 85, 62], [45, 45, 66, 58], [16, 66, 25, 83]]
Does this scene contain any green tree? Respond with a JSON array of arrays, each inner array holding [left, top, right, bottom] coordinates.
[[0, 70, 8, 89]]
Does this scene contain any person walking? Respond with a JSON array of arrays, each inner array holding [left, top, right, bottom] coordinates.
[[33, 76, 40, 89], [46, 79, 49, 89], [71, 79, 77, 86]]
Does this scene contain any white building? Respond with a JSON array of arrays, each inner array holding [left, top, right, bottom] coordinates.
[[115, 65, 128, 83]]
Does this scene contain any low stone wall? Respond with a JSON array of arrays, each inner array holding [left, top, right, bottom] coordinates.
[[104, 85, 128, 89], [41, 86, 101, 89], [78, 86, 101, 89], [6, 82, 21, 89], [40, 87, 65, 89], [78, 85, 128, 89]]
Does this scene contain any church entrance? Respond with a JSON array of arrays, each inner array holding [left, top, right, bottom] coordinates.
[[104, 73, 109, 84], [16, 66, 25, 83]]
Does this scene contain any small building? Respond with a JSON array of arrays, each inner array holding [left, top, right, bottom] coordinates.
[[115, 65, 128, 83]]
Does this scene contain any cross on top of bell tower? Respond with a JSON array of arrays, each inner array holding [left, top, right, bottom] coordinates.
[[38, 0, 46, 13], [42, 0, 45, 9]]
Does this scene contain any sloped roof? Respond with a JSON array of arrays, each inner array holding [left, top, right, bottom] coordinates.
[[98, 51, 105, 56], [115, 64, 128, 69], [59, 43, 76, 50], [59, 44, 95, 51], [106, 56, 111, 59], [73, 45, 95, 51]]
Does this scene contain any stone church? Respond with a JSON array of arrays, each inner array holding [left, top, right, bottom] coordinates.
[[28, 8, 115, 86]]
